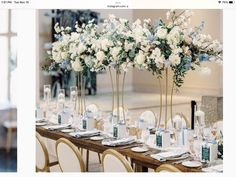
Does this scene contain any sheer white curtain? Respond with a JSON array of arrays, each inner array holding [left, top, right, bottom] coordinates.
[[0, 9, 17, 106]]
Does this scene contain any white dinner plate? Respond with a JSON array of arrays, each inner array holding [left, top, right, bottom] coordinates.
[[60, 129, 74, 133], [182, 161, 202, 168], [36, 122, 47, 126], [90, 136, 104, 141], [131, 147, 149, 153]]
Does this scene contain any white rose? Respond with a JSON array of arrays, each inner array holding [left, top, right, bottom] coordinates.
[[156, 27, 167, 39], [111, 47, 121, 61], [60, 52, 68, 59], [96, 51, 106, 61], [71, 60, 83, 72], [78, 43, 86, 54], [135, 51, 146, 65], [167, 27, 181, 46], [169, 54, 181, 65]]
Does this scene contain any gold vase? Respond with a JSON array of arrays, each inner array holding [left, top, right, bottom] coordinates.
[[75, 72, 86, 115], [108, 67, 126, 123], [157, 68, 174, 130]]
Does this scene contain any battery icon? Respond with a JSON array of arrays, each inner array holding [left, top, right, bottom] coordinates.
[[229, 1, 234, 3]]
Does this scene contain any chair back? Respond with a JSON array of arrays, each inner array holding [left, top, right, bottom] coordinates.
[[86, 104, 99, 118], [36, 132, 49, 172], [56, 138, 85, 172], [167, 113, 190, 129], [140, 110, 157, 128], [155, 164, 181, 172], [113, 107, 127, 121], [102, 149, 133, 172]]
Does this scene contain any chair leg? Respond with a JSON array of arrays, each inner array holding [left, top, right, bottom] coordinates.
[[81, 148, 84, 156], [6, 128, 13, 153], [97, 153, 101, 164], [86, 149, 89, 172]]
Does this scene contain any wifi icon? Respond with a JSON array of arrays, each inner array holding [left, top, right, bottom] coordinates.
[[218, 1, 221, 3]]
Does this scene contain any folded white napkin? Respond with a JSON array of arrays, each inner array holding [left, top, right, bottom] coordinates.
[[69, 130, 100, 137], [35, 118, 46, 122], [42, 124, 70, 130], [102, 137, 135, 146], [202, 164, 223, 172], [151, 149, 189, 162]]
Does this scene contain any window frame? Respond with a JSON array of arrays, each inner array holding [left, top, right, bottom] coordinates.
[[0, 9, 17, 102]]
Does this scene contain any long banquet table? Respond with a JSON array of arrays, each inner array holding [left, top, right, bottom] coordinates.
[[36, 126, 205, 172]]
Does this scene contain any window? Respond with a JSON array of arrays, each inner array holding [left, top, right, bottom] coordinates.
[[0, 10, 17, 105]]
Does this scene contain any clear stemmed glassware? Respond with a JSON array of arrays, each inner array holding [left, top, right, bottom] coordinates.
[[57, 89, 65, 111], [70, 86, 77, 102], [44, 85, 51, 104], [193, 138, 201, 161], [141, 128, 150, 148], [43, 85, 51, 120]]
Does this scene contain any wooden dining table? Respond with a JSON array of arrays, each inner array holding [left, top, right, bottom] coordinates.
[[36, 126, 203, 172]]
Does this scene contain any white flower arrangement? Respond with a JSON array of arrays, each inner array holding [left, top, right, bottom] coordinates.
[[45, 10, 223, 88]]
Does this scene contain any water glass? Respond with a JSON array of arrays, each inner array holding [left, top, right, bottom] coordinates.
[[70, 86, 77, 103], [141, 129, 150, 147], [58, 89, 65, 101], [57, 89, 65, 111], [193, 139, 201, 161], [44, 85, 51, 103]]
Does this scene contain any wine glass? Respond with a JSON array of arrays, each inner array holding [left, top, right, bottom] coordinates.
[[57, 89, 65, 111], [141, 129, 150, 148], [193, 139, 201, 161], [58, 89, 65, 100], [44, 85, 51, 103]]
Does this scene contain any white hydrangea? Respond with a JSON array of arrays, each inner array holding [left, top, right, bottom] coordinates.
[[60, 52, 68, 59], [101, 38, 113, 51], [96, 51, 106, 61], [78, 43, 87, 54], [71, 59, 83, 72], [149, 48, 165, 65], [169, 54, 181, 65]]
